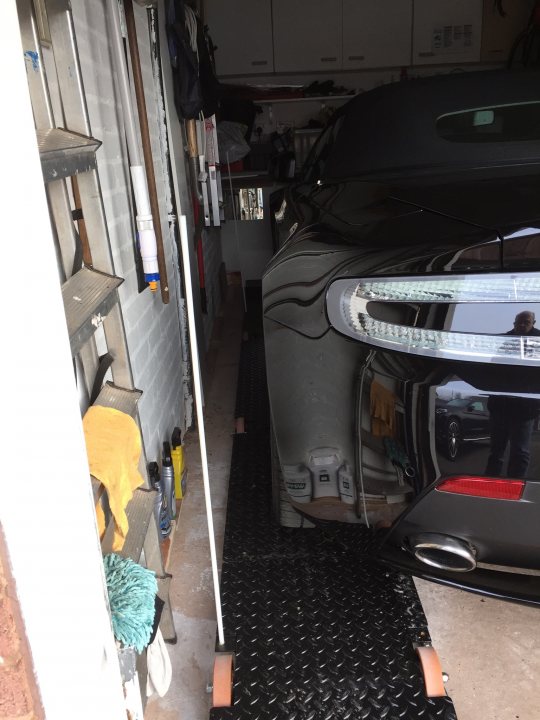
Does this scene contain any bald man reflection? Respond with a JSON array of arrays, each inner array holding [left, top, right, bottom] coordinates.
[[485, 311, 540, 478], [512, 310, 540, 338]]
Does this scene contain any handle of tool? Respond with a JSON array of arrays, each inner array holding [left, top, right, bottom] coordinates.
[[186, 119, 199, 159]]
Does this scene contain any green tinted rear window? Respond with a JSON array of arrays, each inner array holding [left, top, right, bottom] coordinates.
[[437, 102, 540, 143]]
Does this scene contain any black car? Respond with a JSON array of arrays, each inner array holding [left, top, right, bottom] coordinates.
[[435, 395, 490, 461], [263, 69, 540, 606]]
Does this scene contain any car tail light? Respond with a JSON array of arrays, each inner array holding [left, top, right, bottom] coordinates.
[[326, 273, 540, 365], [437, 476, 525, 500]]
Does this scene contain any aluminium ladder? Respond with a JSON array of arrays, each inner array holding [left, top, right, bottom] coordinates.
[[16, 0, 176, 646]]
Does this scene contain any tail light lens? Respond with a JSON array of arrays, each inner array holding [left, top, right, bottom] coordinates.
[[437, 476, 525, 500], [326, 273, 540, 365]]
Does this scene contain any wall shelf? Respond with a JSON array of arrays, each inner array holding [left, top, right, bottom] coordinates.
[[255, 94, 355, 104]]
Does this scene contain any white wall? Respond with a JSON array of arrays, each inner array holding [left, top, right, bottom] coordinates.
[[71, 0, 191, 459], [2, 2, 125, 716]]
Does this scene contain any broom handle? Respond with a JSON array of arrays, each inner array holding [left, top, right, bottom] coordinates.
[[178, 215, 225, 647]]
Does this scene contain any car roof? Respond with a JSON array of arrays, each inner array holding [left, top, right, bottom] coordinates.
[[324, 68, 540, 180]]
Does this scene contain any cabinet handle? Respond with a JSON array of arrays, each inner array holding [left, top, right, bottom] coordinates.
[[320, 56, 337, 62], [251, 60, 268, 66], [419, 51, 435, 57], [348, 55, 365, 61]]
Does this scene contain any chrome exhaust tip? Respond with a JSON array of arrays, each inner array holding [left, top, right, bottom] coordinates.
[[410, 533, 477, 573]]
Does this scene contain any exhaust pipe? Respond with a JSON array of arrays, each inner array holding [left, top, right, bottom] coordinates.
[[410, 533, 477, 573]]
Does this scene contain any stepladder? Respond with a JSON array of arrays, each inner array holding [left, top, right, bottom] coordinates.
[[16, 0, 176, 660]]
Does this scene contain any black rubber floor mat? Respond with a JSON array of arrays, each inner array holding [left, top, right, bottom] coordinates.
[[211, 338, 457, 720]]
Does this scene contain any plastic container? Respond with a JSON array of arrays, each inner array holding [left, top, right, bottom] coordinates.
[[149, 461, 171, 540], [171, 427, 186, 499], [162, 441, 176, 520]]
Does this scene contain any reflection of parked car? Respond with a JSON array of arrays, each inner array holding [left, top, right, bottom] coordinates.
[[436, 397, 490, 460], [264, 68, 540, 605]]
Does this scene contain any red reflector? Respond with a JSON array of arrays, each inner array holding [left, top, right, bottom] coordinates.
[[437, 476, 524, 500]]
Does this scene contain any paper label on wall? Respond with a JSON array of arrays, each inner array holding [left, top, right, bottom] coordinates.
[[432, 24, 474, 54]]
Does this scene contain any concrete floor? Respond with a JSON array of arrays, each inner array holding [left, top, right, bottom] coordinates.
[[416, 580, 539, 720], [147, 286, 539, 720]]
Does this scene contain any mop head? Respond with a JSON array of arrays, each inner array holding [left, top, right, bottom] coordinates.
[[104, 553, 158, 653]]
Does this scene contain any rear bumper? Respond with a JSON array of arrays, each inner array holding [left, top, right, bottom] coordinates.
[[378, 542, 540, 607], [383, 479, 540, 568]]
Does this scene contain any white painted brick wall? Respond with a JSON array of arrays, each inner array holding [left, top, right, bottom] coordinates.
[[70, 0, 198, 463]]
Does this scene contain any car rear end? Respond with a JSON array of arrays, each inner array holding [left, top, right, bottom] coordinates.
[[264, 170, 540, 605], [325, 267, 540, 604]]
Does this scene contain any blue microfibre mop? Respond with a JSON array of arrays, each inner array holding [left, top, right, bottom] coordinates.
[[103, 553, 158, 653]]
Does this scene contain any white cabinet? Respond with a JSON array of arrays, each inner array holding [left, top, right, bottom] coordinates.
[[343, 0, 412, 69], [412, 0, 483, 65], [205, 0, 274, 76], [206, 0, 497, 77], [272, 0, 342, 73]]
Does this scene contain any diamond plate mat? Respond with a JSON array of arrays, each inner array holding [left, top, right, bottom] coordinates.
[[210, 338, 457, 720]]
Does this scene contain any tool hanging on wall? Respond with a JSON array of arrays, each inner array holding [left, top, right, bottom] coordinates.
[[185, 118, 203, 204], [211, 116, 224, 219], [187, 163, 208, 313], [123, 0, 170, 303], [165, 2, 221, 121], [204, 115, 221, 227], [196, 119, 211, 226], [108, 0, 170, 301], [186, 116, 211, 227], [166, 2, 222, 227]]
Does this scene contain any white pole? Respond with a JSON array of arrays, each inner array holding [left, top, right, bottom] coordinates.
[[108, 0, 140, 164], [178, 215, 225, 647], [107, 0, 159, 289]]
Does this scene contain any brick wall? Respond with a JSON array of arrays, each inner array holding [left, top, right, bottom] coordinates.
[[0, 528, 43, 720]]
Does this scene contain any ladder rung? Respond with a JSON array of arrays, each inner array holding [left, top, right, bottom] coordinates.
[[37, 128, 101, 181], [123, 489, 156, 561], [157, 575, 177, 643], [62, 267, 123, 356], [101, 488, 156, 561], [94, 382, 142, 419]]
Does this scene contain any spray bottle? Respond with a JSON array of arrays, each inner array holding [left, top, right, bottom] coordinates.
[[171, 427, 186, 499], [162, 442, 176, 521], [149, 461, 171, 540]]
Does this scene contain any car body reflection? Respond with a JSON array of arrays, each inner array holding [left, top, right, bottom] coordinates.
[[435, 395, 490, 461]]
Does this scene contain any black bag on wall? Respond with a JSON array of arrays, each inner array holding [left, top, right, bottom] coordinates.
[[166, 0, 221, 119]]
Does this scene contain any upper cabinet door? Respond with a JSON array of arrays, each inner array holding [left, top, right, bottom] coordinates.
[[412, 0, 483, 65], [272, 0, 342, 73], [205, 0, 274, 76], [343, 0, 412, 70]]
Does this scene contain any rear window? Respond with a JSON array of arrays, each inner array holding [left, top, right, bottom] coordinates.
[[446, 399, 470, 408], [437, 102, 540, 143]]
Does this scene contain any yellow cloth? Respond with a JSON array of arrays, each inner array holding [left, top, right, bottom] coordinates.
[[83, 406, 144, 551], [370, 380, 397, 438]]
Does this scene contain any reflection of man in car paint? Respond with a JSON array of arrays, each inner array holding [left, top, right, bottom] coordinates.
[[512, 310, 540, 338], [485, 311, 540, 478]]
